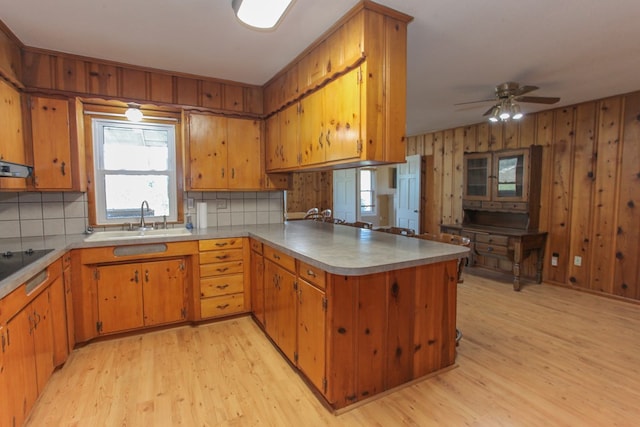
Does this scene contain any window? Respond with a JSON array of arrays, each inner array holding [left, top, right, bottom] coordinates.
[[92, 119, 178, 225], [360, 168, 376, 215]]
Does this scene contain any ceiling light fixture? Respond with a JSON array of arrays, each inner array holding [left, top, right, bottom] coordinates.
[[232, 0, 295, 30], [488, 99, 524, 123], [125, 105, 143, 122], [488, 106, 500, 122]]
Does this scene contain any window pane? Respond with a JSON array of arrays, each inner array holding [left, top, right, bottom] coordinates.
[[360, 170, 371, 191], [103, 126, 169, 171], [104, 175, 170, 219]]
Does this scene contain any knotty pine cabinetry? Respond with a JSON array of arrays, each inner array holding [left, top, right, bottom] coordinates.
[[264, 3, 411, 171], [95, 259, 187, 334], [186, 113, 289, 191], [249, 239, 265, 327], [0, 78, 27, 190], [254, 242, 457, 410], [0, 258, 68, 427], [198, 238, 251, 319], [27, 95, 86, 191], [72, 242, 197, 343]]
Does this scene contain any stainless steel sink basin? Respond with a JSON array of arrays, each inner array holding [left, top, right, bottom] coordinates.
[[84, 228, 192, 242]]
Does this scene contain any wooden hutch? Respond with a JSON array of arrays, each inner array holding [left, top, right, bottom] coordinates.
[[441, 145, 547, 290]]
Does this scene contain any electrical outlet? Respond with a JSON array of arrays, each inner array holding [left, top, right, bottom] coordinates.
[[551, 253, 559, 267], [187, 198, 194, 209], [216, 199, 227, 209], [574, 256, 582, 266]]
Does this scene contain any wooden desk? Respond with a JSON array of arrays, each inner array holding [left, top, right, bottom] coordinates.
[[441, 224, 547, 291]]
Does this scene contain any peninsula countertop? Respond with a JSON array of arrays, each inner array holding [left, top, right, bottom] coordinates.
[[0, 221, 469, 298]]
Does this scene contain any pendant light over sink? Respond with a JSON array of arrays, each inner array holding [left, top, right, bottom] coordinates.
[[232, 0, 295, 30]]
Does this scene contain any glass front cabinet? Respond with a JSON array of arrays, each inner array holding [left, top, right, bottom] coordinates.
[[463, 146, 543, 230]]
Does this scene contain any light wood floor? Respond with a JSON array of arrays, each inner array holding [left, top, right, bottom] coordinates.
[[26, 274, 640, 426]]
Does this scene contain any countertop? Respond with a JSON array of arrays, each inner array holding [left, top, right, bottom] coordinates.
[[0, 221, 469, 299]]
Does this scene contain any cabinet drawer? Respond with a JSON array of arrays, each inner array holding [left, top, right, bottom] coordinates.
[[200, 248, 243, 264], [481, 201, 502, 210], [200, 260, 243, 277], [462, 199, 482, 208], [264, 246, 296, 272], [501, 202, 528, 211], [475, 234, 509, 246], [475, 243, 509, 258], [250, 239, 263, 254], [201, 274, 244, 298], [298, 261, 326, 290], [201, 294, 245, 318], [461, 231, 475, 240], [199, 238, 243, 251]]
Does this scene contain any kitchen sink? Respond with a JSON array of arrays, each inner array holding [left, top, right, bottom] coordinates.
[[84, 228, 192, 242]]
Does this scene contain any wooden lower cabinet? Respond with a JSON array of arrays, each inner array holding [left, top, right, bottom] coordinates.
[[249, 239, 265, 326], [96, 259, 187, 334], [255, 244, 458, 410], [198, 238, 250, 319], [1, 259, 68, 427]]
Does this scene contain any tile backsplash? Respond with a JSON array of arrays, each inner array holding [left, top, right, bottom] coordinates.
[[0, 191, 285, 239]]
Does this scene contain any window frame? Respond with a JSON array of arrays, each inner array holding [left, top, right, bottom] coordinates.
[[359, 168, 376, 215], [85, 108, 183, 227]]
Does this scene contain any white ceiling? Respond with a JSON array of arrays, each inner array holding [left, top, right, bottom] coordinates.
[[2, 0, 640, 135]]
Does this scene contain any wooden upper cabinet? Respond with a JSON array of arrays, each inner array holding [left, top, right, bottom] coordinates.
[[187, 113, 267, 190], [300, 89, 325, 165], [29, 96, 72, 190], [265, 103, 300, 172], [187, 113, 228, 190], [0, 79, 27, 190], [325, 67, 361, 162], [227, 118, 262, 189]]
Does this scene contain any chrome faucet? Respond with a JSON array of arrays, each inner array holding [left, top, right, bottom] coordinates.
[[140, 200, 151, 229]]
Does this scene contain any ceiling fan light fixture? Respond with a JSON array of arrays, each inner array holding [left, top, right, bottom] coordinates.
[[232, 0, 294, 30], [499, 105, 511, 121], [489, 106, 500, 122], [511, 102, 523, 120]]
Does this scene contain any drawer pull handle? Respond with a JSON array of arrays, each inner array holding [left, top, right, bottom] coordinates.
[[217, 267, 229, 273], [487, 247, 493, 252], [273, 254, 280, 260], [216, 255, 230, 260], [215, 242, 228, 247], [306, 269, 316, 277], [216, 284, 229, 290], [217, 304, 229, 310]]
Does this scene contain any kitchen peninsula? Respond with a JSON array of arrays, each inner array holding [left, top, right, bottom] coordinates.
[[0, 221, 468, 422]]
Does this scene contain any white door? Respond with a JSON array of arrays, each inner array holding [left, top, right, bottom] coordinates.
[[333, 169, 357, 222], [396, 154, 421, 233]]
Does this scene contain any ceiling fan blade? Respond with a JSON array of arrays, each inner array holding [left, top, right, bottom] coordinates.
[[512, 85, 539, 96], [515, 95, 560, 104], [482, 105, 497, 116], [454, 98, 496, 106]]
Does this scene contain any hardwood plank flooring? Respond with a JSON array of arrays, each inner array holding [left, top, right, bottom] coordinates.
[[26, 274, 640, 426]]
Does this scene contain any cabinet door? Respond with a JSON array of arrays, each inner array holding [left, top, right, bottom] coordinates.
[[0, 327, 10, 427], [297, 279, 326, 393], [63, 259, 76, 353], [97, 264, 144, 334], [142, 259, 186, 326], [264, 259, 297, 363], [49, 274, 69, 367], [265, 113, 281, 172], [279, 103, 300, 169], [463, 152, 492, 201], [188, 113, 228, 189], [30, 96, 73, 189], [4, 309, 39, 427], [227, 118, 262, 189], [0, 80, 27, 190], [31, 289, 55, 393], [250, 248, 265, 326], [300, 89, 325, 165], [493, 148, 529, 202], [325, 67, 361, 162]]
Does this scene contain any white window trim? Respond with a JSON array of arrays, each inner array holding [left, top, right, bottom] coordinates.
[[359, 168, 376, 216], [92, 118, 178, 225]]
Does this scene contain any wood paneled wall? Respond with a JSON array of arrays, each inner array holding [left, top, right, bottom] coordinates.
[[286, 171, 333, 213], [407, 91, 640, 302]]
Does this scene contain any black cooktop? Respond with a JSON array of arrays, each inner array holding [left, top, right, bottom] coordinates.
[[0, 248, 54, 281]]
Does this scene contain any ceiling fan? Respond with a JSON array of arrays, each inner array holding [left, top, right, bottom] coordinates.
[[456, 82, 560, 122]]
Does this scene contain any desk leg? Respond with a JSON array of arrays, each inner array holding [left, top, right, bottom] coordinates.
[[535, 247, 545, 283], [513, 241, 522, 291]]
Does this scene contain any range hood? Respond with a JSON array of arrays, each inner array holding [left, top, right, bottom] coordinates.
[[0, 160, 33, 178]]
